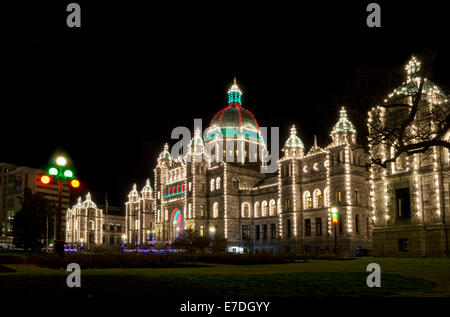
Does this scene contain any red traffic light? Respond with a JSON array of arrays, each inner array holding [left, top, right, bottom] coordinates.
[[70, 179, 80, 188], [332, 217, 338, 224], [40, 175, 51, 185]]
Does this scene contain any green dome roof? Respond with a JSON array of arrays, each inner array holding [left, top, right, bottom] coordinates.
[[284, 125, 304, 148], [158, 143, 172, 160], [128, 184, 139, 197], [331, 107, 356, 134], [81, 193, 97, 209], [206, 80, 262, 143], [141, 179, 153, 193], [387, 56, 446, 100]]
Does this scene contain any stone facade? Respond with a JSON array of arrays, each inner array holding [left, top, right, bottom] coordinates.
[[369, 57, 450, 257], [125, 82, 372, 254]]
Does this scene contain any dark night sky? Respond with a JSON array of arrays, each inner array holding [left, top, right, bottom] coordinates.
[[5, 1, 450, 206]]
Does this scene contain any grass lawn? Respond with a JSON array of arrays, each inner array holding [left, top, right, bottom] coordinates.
[[1, 257, 449, 298]]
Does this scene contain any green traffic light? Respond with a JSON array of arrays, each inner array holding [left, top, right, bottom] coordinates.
[[64, 169, 73, 178], [49, 167, 58, 176]]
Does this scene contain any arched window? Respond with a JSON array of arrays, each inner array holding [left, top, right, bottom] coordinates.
[[213, 202, 219, 218], [172, 186, 176, 195], [241, 202, 250, 218], [254, 202, 260, 218], [313, 189, 323, 208], [89, 220, 94, 231], [168, 187, 172, 195], [216, 177, 221, 190], [324, 187, 330, 207], [210, 179, 215, 192], [269, 199, 276, 216], [177, 185, 180, 193], [261, 201, 268, 217], [181, 184, 185, 192], [303, 191, 312, 209]]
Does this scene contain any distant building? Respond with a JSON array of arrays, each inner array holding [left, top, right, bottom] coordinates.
[[0, 163, 70, 243], [65, 193, 126, 248]]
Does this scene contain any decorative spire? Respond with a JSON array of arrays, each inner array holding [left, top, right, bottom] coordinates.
[[128, 183, 139, 197], [313, 135, 318, 149], [284, 125, 304, 148], [405, 55, 421, 80], [81, 192, 97, 209], [141, 178, 153, 194], [158, 143, 172, 160], [227, 78, 242, 105], [331, 107, 356, 134]]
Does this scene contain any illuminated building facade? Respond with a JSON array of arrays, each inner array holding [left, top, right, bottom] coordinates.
[[369, 57, 450, 257], [66, 193, 126, 248], [125, 81, 372, 253]]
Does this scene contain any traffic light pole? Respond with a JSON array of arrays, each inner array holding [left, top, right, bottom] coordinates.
[[55, 181, 64, 256]]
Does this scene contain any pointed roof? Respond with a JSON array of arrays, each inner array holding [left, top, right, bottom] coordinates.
[[284, 125, 304, 148], [331, 107, 356, 134], [158, 143, 172, 160], [72, 196, 82, 209], [128, 184, 139, 197], [81, 192, 97, 209], [387, 55, 446, 99], [190, 127, 204, 148], [141, 179, 153, 193]]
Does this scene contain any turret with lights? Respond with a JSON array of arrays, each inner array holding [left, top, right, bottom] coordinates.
[[283, 125, 304, 158], [330, 107, 356, 146]]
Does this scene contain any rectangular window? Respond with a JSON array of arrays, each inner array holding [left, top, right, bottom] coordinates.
[[354, 190, 360, 204], [110, 235, 115, 244], [109, 223, 115, 231], [89, 233, 94, 243], [271, 224, 276, 239], [255, 225, 260, 240], [200, 206, 205, 217], [315, 218, 322, 236], [242, 225, 250, 240], [287, 219, 291, 238], [396, 188, 411, 219], [201, 183, 205, 191], [285, 199, 291, 211], [233, 181, 239, 190], [263, 224, 268, 240], [337, 190, 342, 203], [355, 214, 360, 234], [398, 238, 409, 252], [305, 219, 311, 236]]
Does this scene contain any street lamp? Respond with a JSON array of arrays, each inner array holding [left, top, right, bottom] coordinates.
[[80, 238, 84, 248], [331, 207, 339, 255], [122, 234, 126, 246], [40, 154, 80, 256]]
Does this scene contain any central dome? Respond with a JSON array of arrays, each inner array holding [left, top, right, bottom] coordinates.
[[206, 79, 262, 143]]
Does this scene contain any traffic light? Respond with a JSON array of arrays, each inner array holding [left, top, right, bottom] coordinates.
[[331, 207, 339, 224], [40, 175, 51, 185]]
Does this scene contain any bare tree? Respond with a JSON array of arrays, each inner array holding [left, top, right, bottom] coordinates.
[[367, 55, 450, 168]]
